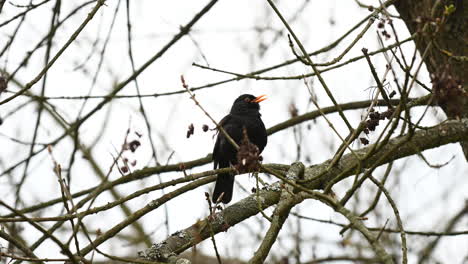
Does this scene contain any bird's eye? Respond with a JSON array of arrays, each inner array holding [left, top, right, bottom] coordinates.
[[244, 98, 250, 103]]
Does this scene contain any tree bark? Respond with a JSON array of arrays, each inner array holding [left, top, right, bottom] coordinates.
[[393, 0, 468, 159]]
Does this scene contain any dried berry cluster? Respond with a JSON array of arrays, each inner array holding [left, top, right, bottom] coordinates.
[[377, 18, 392, 40], [186, 123, 194, 138], [127, 140, 141, 152], [289, 102, 298, 118], [120, 131, 142, 174], [359, 137, 370, 145], [359, 108, 394, 145], [186, 123, 209, 138], [431, 65, 466, 118], [366, 108, 394, 132], [235, 128, 261, 173]]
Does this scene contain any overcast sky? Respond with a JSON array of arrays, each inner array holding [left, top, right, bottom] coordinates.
[[1, 0, 467, 262]]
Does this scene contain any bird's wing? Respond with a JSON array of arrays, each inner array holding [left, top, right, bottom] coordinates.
[[213, 115, 231, 169], [213, 114, 243, 168], [256, 118, 268, 153]]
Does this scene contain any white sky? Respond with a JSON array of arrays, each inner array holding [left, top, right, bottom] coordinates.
[[0, 0, 467, 263]]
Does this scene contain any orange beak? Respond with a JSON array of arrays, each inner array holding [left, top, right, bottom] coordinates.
[[252, 94, 267, 103]]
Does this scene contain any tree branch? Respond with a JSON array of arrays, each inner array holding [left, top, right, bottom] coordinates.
[[248, 163, 305, 264]]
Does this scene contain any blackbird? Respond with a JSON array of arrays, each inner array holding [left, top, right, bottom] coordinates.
[[212, 94, 268, 204]]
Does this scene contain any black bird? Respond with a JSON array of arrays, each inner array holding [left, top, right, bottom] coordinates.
[[212, 94, 268, 204]]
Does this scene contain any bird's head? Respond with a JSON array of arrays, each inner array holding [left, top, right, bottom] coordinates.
[[230, 94, 267, 115]]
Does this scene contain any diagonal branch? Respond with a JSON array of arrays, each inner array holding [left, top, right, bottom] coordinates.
[[248, 163, 305, 264]]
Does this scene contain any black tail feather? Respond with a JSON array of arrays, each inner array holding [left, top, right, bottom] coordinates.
[[212, 172, 234, 204]]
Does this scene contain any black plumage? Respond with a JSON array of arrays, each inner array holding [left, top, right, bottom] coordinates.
[[212, 94, 268, 204]]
